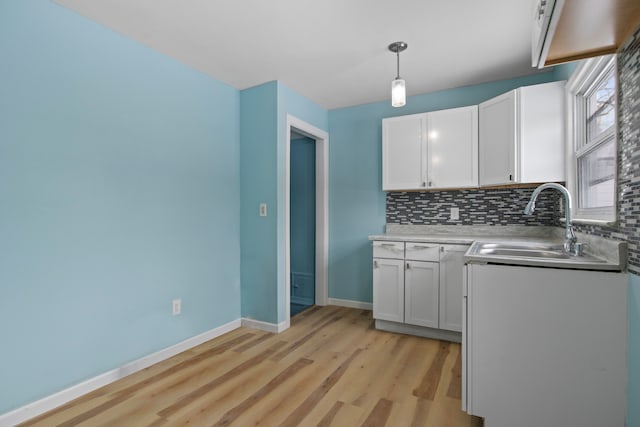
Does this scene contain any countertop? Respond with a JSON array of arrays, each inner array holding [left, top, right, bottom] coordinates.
[[369, 225, 627, 271], [369, 224, 561, 244]]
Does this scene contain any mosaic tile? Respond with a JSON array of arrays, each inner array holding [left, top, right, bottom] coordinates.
[[386, 188, 561, 226]]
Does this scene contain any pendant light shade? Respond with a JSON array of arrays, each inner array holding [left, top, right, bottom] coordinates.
[[388, 41, 408, 108], [391, 78, 406, 107]]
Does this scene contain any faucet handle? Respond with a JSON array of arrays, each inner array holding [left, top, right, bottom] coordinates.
[[571, 242, 587, 257]]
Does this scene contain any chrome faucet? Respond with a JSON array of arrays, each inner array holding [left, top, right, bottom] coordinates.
[[524, 183, 577, 254]]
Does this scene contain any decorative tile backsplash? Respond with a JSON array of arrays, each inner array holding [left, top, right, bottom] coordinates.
[[573, 27, 640, 273], [386, 188, 561, 226]]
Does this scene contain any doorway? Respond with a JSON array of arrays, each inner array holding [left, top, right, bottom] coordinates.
[[285, 115, 328, 326], [290, 133, 315, 316]]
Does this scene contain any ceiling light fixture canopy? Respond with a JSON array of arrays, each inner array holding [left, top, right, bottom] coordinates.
[[388, 41, 408, 107]]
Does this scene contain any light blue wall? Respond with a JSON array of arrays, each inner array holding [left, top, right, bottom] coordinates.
[[0, 1, 240, 414], [630, 274, 640, 426], [240, 82, 278, 323], [327, 71, 564, 303], [552, 61, 579, 80], [290, 137, 316, 277], [240, 82, 328, 324]]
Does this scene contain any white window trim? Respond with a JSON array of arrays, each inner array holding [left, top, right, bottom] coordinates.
[[565, 55, 617, 225]]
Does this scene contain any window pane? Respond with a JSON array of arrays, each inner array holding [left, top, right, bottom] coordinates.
[[586, 69, 615, 143], [578, 138, 616, 209]]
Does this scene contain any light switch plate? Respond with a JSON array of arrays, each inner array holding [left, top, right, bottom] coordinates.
[[259, 203, 267, 217]]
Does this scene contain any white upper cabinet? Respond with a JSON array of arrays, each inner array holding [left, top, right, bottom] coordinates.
[[478, 91, 517, 186], [478, 81, 566, 187], [518, 82, 566, 183], [382, 106, 478, 191], [428, 106, 479, 189], [382, 113, 426, 190]]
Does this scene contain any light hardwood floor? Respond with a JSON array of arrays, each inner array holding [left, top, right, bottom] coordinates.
[[20, 306, 482, 426]]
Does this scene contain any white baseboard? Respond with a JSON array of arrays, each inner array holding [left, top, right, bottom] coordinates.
[[328, 298, 372, 310], [0, 319, 242, 427], [241, 317, 289, 333]]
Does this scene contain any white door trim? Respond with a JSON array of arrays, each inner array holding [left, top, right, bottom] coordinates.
[[285, 114, 329, 326]]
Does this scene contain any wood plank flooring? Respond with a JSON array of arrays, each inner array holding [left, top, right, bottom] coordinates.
[[19, 306, 483, 427]]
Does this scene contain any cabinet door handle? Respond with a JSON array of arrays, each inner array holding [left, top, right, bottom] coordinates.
[[440, 246, 445, 252], [373, 260, 378, 269], [380, 244, 402, 252], [408, 245, 436, 251], [538, 0, 547, 18], [406, 263, 410, 269], [422, 182, 426, 187], [509, 174, 513, 181]]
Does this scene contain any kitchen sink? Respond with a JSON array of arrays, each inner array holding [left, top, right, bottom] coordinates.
[[477, 247, 570, 259], [475, 242, 571, 259], [465, 241, 613, 270]]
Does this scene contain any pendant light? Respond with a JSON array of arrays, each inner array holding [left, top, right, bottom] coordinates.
[[388, 41, 408, 107]]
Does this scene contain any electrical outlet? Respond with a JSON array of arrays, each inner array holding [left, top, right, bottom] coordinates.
[[172, 299, 181, 316], [450, 207, 460, 221], [259, 203, 267, 217]]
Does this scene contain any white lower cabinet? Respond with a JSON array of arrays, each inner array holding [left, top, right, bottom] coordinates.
[[438, 244, 467, 332], [463, 263, 627, 427], [372, 240, 468, 340], [372, 257, 404, 323], [404, 260, 439, 328]]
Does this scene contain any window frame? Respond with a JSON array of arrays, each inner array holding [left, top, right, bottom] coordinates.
[[565, 55, 618, 224]]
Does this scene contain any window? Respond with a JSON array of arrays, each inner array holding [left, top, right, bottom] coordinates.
[[566, 55, 617, 223]]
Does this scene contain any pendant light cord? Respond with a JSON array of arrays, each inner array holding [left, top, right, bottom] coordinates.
[[396, 43, 401, 79]]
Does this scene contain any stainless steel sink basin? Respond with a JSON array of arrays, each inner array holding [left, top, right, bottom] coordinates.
[[477, 247, 570, 259], [475, 242, 570, 259], [465, 241, 611, 270]]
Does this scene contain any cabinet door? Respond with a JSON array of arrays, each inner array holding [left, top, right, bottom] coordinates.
[[439, 245, 468, 332], [427, 106, 478, 189], [518, 81, 565, 183], [372, 258, 404, 322], [404, 260, 439, 328], [382, 114, 427, 190], [466, 264, 626, 426], [479, 90, 516, 186]]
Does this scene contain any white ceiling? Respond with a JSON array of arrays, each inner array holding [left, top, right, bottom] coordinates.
[[54, 0, 542, 110]]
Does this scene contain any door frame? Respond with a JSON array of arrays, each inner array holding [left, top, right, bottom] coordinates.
[[285, 114, 329, 325]]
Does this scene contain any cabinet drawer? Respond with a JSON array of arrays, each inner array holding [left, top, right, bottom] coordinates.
[[372, 241, 405, 259], [405, 243, 440, 261]]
